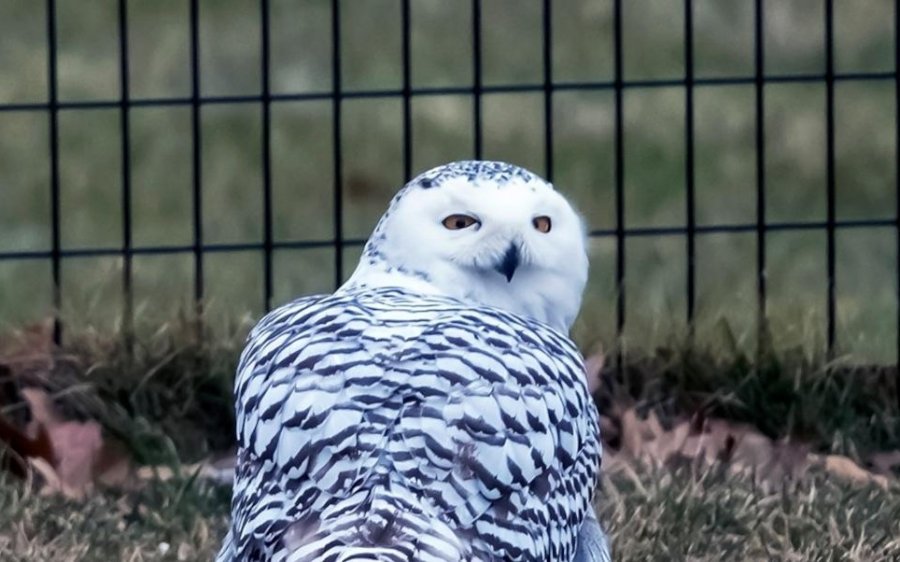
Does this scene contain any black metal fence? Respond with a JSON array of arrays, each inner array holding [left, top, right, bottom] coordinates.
[[1, 0, 899, 364]]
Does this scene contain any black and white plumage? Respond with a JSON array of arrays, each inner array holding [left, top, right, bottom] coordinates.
[[218, 161, 609, 562]]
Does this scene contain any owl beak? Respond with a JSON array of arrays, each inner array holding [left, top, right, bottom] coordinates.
[[494, 244, 520, 282]]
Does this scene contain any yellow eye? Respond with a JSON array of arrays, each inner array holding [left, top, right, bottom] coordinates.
[[442, 214, 479, 230], [533, 216, 552, 233]]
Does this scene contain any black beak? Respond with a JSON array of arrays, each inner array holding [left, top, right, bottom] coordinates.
[[494, 244, 520, 283]]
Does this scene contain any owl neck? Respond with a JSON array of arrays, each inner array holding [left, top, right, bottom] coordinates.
[[341, 252, 445, 297], [341, 254, 578, 334]]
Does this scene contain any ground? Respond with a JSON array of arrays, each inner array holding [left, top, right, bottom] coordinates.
[[1, 466, 898, 561], [2, 1, 900, 559], [0, 324, 897, 561], [2, 0, 900, 362]]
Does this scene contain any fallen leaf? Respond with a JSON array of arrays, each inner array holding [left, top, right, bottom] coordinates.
[[135, 452, 236, 486], [584, 352, 605, 395], [20, 387, 65, 428], [2, 386, 134, 498], [0, 320, 57, 391], [816, 454, 889, 489], [49, 421, 104, 496], [0, 411, 53, 477], [602, 406, 894, 490], [618, 408, 647, 459]]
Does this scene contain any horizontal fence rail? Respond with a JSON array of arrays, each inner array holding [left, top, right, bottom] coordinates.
[[1, 72, 897, 114], [0, 0, 898, 383]]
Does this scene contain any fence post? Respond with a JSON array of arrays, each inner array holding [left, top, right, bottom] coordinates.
[[331, 0, 344, 289], [46, 0, 62, 344]]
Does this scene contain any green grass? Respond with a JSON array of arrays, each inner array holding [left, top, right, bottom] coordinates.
[[1, 464, 897, 561], [600, 465, 900, 561], [0, 472, 230, 562], [2, 3, 900, 556], [0, 315, 896, 559], [1, 0, 900, 362], [3, 313, 896, 467], [607, 341, 900, 458]]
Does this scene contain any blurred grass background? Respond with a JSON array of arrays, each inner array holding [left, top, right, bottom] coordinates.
[[0, 0, 898, 362]]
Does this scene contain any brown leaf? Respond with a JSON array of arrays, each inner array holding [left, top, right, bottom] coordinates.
[[49, 421, 104, 496], [646, 420, 691, 465], [618, 408, 689, 467], [618, 408, 646, 459], [0, 412, 53, 477], [584, 352, 605, 395], [27, 456, 71, 497], [818, 454, 889, 489], [20, 387, 65, 428], [4, 386, 134, 497], [135, 452, 236, 486], [608, 408, 825, 488]]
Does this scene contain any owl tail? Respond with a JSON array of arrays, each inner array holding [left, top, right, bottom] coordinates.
[[287, 486, 466, 562]]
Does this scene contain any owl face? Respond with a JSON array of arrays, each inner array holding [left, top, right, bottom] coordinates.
[[347, 161, 590, 332]]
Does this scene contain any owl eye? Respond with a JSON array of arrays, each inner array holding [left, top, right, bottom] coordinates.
[[533, 216, 552, 233], [442, 214, 479, 230]]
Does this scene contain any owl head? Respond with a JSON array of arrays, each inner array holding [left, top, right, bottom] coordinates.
[[343, 161, 589, 333]]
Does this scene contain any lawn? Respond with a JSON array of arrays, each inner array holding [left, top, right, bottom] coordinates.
[[1, 322, 898, 560], [2, 1, 900, 560], [1, 466, 898, 561], [1, 0, 899, 361]]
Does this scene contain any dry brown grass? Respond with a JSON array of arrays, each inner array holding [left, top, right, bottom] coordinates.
[[0, 319, 898, 561], [0, 465, 897, 561], [601, 465, 900, 561], [0, 473, 230, 562]]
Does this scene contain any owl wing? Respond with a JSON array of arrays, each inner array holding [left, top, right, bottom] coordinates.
[[221, 288, 601, 562]]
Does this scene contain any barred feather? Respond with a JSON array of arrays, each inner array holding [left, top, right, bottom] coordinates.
[[218, 287, 600, 561]]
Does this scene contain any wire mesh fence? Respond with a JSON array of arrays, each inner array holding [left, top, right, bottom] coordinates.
[[0, 0, 898, 365]]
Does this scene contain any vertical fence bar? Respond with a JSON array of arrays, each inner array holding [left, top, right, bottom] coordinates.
[[754, 0, 767, 349], [46, 0, 62, 344], [824, 0, 837, 355], [331, 0, 344, 288], [613, 0, 626, 367], [542, 0, 553, 181], [401, 0, 413, 181], [472, 0, 483, 159], [189, 0, 204, 323], [895, 0, 900, 403], [684, 0, 696, 328], [260, 0, 274, 310], [117, 0, 134, 345]]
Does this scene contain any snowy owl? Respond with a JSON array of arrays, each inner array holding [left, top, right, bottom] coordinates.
[[218, 161, 609, 561]]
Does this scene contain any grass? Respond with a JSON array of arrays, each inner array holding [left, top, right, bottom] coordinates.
[[600, 465, 900, 561], [1, 463, 897, 561], [1, 317, 898, 560], [3, 312, 897, 467], [2, 1, 900, 559], [609, 342, 900, 458], [1, 318, 245, 466], [0, 472, 230, 562], [1, 0, 900, 362]]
